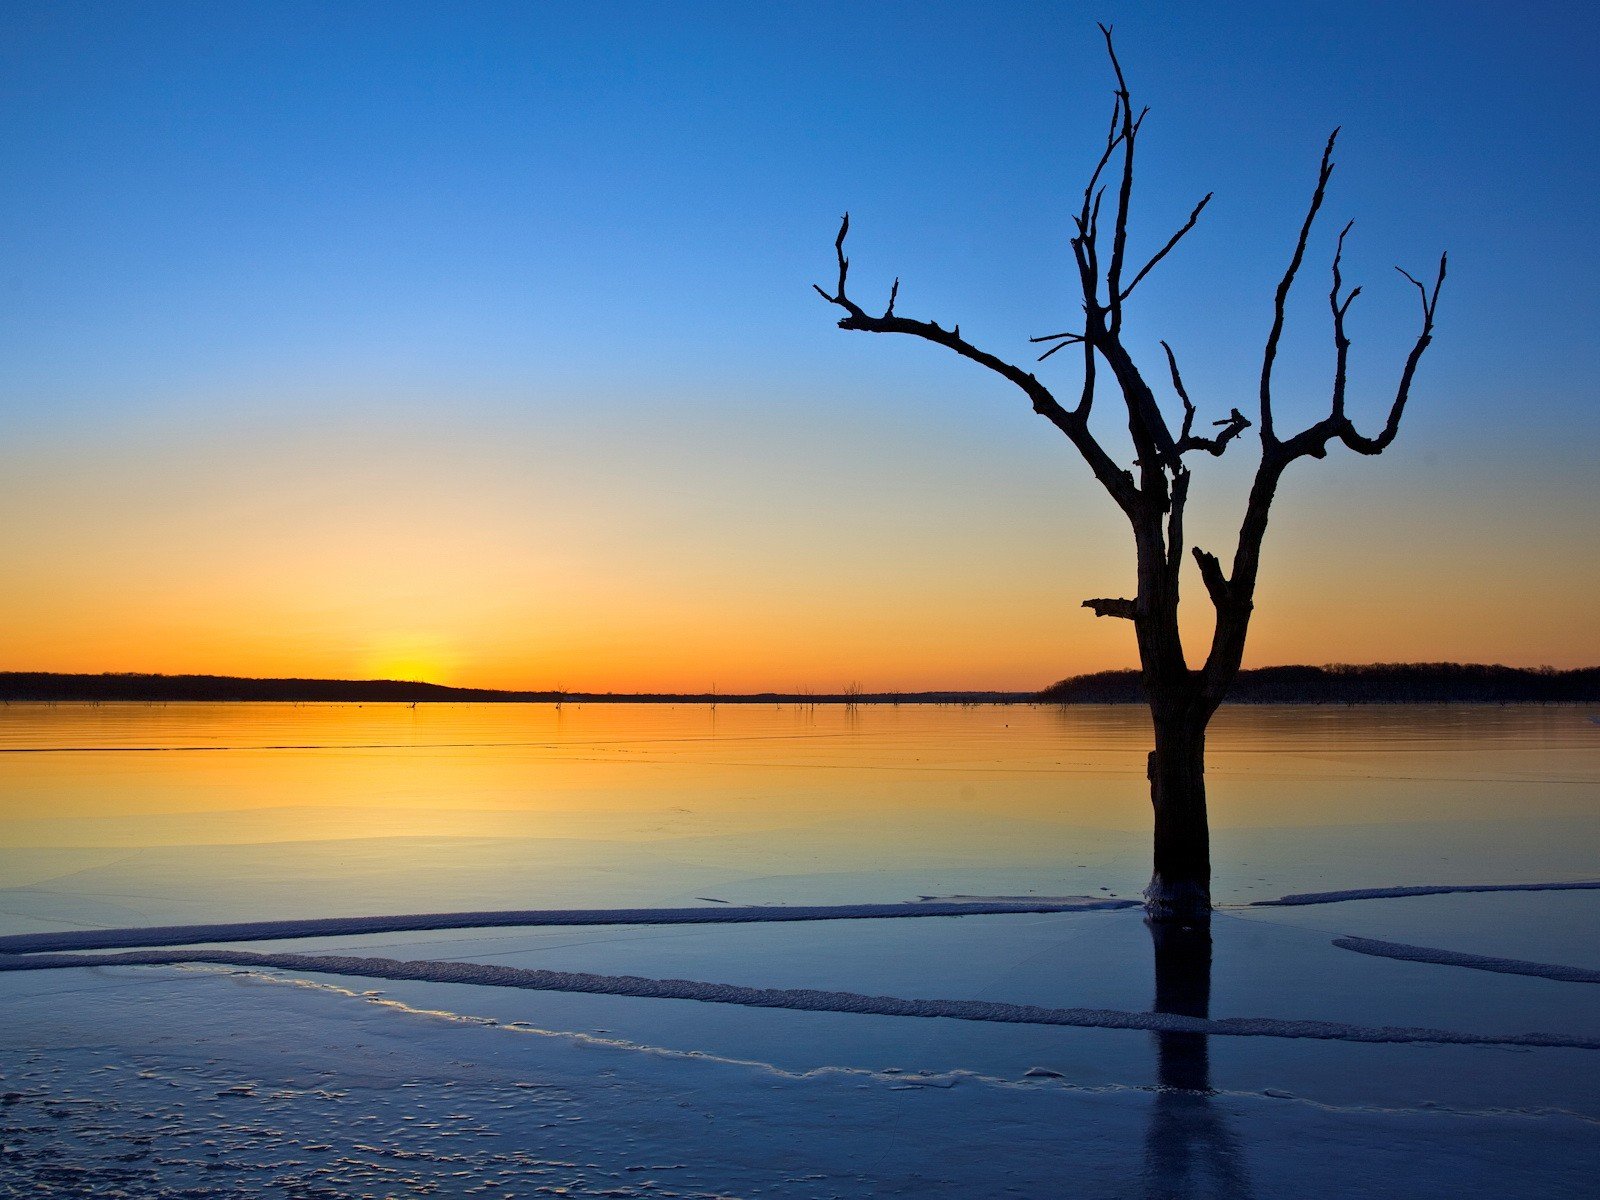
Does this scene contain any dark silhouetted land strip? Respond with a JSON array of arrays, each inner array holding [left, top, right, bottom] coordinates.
[[0, 673, 1023, 704], [1039, 663, 1600, 704], [1, 665, 1595, 704]]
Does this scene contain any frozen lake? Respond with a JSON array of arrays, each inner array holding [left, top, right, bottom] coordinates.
[[2, 702, 1597, 1195]]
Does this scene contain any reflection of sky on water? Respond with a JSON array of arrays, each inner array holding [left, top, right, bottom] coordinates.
[[0, 703, 1594, 929]]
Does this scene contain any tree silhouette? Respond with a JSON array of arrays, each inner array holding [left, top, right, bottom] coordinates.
[[815, 27, 1445, 922]]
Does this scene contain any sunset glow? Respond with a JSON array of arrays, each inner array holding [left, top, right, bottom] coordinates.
[[1, 4, 1595, 690]]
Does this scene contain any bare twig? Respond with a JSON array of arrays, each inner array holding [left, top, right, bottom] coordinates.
[[1328, 220, 1359, 421], [1030, 329, 1085, 363], [1120, 193, 1213, 301]]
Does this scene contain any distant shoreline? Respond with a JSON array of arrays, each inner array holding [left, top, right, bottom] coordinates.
[[1039, 664, 1599, 705], [0, 672, 1025, 705], [0, 665, 1595, 705]]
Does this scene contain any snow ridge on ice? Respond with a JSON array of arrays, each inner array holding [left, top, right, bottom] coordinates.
[[0, 898, 1137, 955], [1253, 880, 1600, 907], [4, 947, 1597, 1050], [1333, 937, 1600, 984]]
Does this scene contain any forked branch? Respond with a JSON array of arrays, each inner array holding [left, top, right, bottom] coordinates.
[[1258, 133, 1446, 467], [1204, 168, 1446, 700], [1339, 254, 1446, 454], [1162, 341, 1251, 457], [1270, 228, 1447, 464]]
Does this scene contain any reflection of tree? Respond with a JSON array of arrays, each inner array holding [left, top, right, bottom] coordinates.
[[1143, 921, 1253, 1199]]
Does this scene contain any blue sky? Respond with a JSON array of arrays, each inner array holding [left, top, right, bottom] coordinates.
[[1, 2, 1595, 686]]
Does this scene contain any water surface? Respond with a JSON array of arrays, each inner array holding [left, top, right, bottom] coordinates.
[[4, 702, 1598, 1196], [1, 702, 1594, 931]]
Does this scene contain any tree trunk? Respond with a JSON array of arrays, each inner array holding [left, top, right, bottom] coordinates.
[[1143, 711, 1212, 923]]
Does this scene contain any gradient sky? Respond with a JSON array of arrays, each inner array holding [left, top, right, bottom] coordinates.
[[1, 1, 1596, 690]]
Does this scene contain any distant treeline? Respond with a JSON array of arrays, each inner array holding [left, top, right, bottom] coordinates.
[[2, 666, 1596, 705], [0, 672, 1027, 705], [1038, 663, 1600, 704], [0, 673, 545, 703]]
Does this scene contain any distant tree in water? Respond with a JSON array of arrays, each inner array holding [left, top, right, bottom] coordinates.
[[816, 27, 1446, 922]]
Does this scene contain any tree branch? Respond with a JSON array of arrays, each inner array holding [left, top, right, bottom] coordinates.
[[1328, 220, 1359, 422], [1077, 335, 1096, 419], [1261, 128, 1339, 443], [1161, 340, 1251, 456], [1030, 330, 1085, 362], [1065, 94, 1124, 323], [815, 214, 1139, 513], [1098, 22, 1143, 334], [1120, 193, 1213, 302], [1269, 233, 1446, 464], [1083, 597, 1137, 620], [1080, 95, 1125, 244], [1196, 547, 1228, 614], [1339, 253, 1447, 454], [1204, 231, 1444, 703], [1191, 547, 1230, 609], [1059, 26, 1179, 474]]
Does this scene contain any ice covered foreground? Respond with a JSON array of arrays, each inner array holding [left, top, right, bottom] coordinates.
[[5, 963, 1594, 1199]]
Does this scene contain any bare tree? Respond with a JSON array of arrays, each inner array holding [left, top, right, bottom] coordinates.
[[814, 27, 1445, 922]]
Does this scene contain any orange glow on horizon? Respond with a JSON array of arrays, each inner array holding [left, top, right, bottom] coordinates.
[[2, 415, 1594, 693]]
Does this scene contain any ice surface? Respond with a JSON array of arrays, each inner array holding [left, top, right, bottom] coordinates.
[[3, 963, 1596, 1198]]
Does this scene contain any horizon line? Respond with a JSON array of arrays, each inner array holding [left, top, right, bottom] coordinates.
[[1, 662, 1595, 706]]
